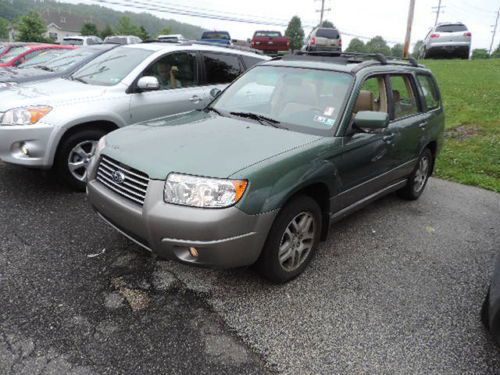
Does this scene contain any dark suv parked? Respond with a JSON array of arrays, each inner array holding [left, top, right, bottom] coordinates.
[[87, 52, 444, 283]]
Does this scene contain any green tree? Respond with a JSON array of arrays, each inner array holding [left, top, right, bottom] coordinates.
[[471, 48, 489, 59], [81, 22, 98, 36], [345, 38, 366, 53], [492, 43, 500, 58], [285, 16, 304, 51], [159, 26, 172, 36], [15, 11, 48, 42], [365, 35, 391, 56], [320, 20, 335, 28], [0, 16, 9, 40], [412, 40, 424, 58], [115, 16, 140, 36], [100, 25, 114, 39], [390, 43, 404, 58], [138, 25, 149, 41]]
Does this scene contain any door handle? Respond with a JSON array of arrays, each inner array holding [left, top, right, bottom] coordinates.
[[189, 95, 201, 103], [419, 121, 428, 129], [383, 134, 395, 143]]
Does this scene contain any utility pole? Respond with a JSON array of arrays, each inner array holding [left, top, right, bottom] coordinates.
[[432, 0, 445, 26], [315, 0, 331, 26], [403, 0, 416, 58], [489, 6, 500, 55]]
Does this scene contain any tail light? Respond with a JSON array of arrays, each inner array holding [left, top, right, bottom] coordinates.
[[464, 32, 472, 37], [311, 37, 317, 45], [430, 33, 440, 38]]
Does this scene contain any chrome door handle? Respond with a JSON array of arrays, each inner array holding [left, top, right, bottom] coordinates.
[[190, 95, 201, 103], [383, 134, 395, 143], [419, 122, 428, 129]]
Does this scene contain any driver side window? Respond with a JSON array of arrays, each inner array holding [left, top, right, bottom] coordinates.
[[354, 75, 388, 114], [143, 52, 198, 90]]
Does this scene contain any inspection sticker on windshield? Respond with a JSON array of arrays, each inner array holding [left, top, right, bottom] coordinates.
[[323, 107, 335, 116], [313, 115, 335, 126]]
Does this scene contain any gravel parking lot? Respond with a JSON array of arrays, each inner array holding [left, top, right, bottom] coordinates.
[[1, 161, 499, 374]]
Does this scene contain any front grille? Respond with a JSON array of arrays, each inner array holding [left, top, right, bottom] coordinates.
[[96, 156, 149, 206]]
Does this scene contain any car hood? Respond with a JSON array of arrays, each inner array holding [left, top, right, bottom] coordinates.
[[102, 111, 323, 180], [0, 67, 56, 84], [0, 78, 113, 111]]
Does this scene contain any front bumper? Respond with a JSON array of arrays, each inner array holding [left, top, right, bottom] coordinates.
[[0, 123, 54, 168], [87, 179, 278, 268]]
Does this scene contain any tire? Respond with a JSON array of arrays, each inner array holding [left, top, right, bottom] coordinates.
[[54, 128, 108, 191], [397, 148, 433, 200], [256, 195, 322, 283]]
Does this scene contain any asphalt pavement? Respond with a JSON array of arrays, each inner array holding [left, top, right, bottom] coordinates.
[[0, 161, 499, 374]]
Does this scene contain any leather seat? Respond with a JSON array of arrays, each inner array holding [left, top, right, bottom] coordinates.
[[354, 90, 373, 112]]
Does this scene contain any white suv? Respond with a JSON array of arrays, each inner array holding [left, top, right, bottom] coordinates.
[[0, 43, 268, 189], [421, 22, 471, 59]]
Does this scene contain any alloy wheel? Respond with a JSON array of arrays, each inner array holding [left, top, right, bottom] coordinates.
[[413, 155, 430, 193], [67, 140, 97, 182]]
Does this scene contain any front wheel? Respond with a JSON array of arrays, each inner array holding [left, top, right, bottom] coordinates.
[[256, 195, 322, 283], [397, 148, 433, 200], [54, 128, 108, 191]]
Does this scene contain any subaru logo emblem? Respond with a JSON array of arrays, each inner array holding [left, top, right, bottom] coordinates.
[[112, 170, 126, 184]]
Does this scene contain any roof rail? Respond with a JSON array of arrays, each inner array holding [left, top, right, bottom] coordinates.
[[179, 40, 264, 54]]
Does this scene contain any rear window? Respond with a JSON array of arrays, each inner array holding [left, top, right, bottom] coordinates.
[[202, 32, 230, 40], [62, 39, 84, 46], [242, 55, 265, 69], [316, 28, 340, 39], [254, 31, 282, 38], [436, 24, 467, 32], [105, 37, 128, 45], [417, 75, 440, 111], [202, 52, 243, 84], [0, 46, 29, 63]]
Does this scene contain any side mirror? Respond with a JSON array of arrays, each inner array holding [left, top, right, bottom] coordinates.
[[137, 76, 160, 91], [210, 87, 222, 98], [353, 111, 389, 130]]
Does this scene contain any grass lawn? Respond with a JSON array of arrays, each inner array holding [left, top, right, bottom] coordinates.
[[422, 59, 500, 192]]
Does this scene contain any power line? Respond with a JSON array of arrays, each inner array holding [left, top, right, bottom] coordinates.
[[432, 0, 444, 26]]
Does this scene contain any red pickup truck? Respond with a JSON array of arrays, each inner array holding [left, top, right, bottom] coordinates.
[[251, 31, 289, 55]]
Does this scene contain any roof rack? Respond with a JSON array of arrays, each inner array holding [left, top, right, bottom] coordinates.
[[141, 39, 263, 54]]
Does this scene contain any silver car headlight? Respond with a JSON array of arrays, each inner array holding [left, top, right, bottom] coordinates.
[[164, 173, 248, 208], [0, 106, 52, 126]]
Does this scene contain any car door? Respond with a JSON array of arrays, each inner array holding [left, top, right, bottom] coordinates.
[[385, 73, 427, 179], [198, 51, 245, 104], [128, 51, 204, 124], [335, 74, 397, 210]]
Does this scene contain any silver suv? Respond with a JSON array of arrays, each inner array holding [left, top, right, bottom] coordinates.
[[421, 22, 471, 59], [0, 43, 268, 189], [303, 27, 342, 53]]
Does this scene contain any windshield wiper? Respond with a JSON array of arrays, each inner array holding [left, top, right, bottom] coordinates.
[[229, 112, 285, 129], [70, 76, 88, 84], [204, 106, 224, 116], [36, 65, 54, 72]]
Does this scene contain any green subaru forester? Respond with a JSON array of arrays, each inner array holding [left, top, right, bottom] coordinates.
[[87, 52, 444, 283]]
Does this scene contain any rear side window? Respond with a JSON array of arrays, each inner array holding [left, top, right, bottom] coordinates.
[[417, 75, 440, 111], [316, 28, 340, 39], [241, 55, 264, 69], [202, 52, 243, 84], [436, 24, 467, 32], [390, 75, 419, 119]]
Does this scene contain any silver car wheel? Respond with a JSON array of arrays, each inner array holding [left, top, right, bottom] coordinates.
[[67, 140, 97, 182], [413, 155, 430, 193], [278, 211, 316, 272]]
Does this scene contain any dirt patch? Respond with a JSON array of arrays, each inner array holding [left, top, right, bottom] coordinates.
[[445, 124, 481, 140]]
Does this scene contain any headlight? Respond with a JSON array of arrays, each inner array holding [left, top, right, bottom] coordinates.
[[0, 106, 52, 126], [95, 136, 106, 156], [164, 173, 248, 208]]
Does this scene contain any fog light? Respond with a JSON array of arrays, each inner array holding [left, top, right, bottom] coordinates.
[[189, 247, 199, 257], [20, 143, 29, 156]]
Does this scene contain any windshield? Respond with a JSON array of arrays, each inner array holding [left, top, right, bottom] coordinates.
[[18, 49, 70, 68], [41, 48, 102, 72], [254, 31, 282, 38], [212, 66, 353, 134], [202, 32, 230, 40], [71, 47, 153, 86], [62, 39, 84, 45], [0, 46, 29, 63], [436, 24, 468, 32]]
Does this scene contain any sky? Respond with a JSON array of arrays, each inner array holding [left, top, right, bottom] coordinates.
[[61, 0, 500, 51]]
